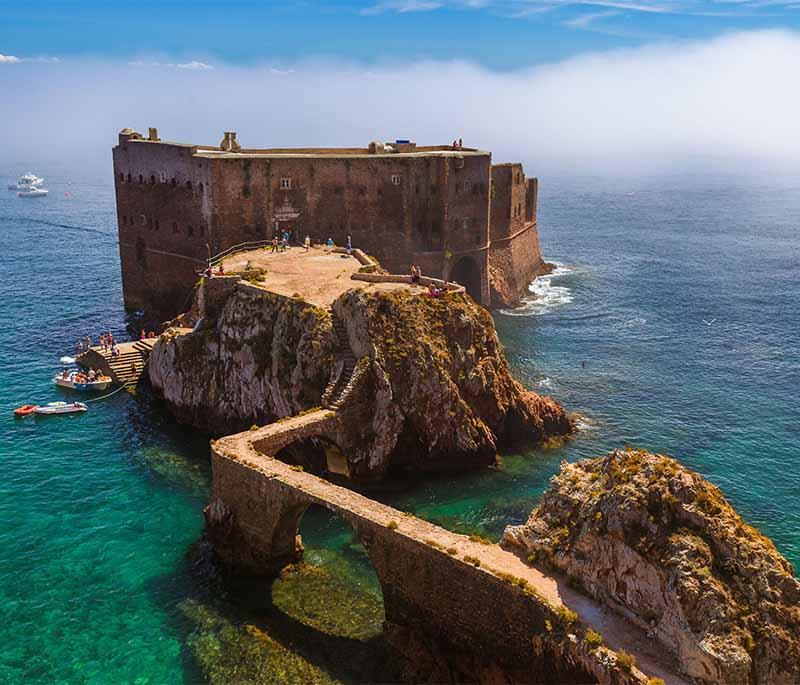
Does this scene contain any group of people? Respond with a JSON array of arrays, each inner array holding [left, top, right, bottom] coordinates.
[[75, 330, 156, 359], [451, 138, 464, 149], [204, 264, 225, 278], [410, 265, 450, 297], [60, 367, 105, 383]]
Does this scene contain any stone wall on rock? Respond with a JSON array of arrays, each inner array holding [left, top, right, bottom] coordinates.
[[503, 448, 800, 685]]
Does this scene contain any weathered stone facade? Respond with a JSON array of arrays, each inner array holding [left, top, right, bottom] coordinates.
[[113, 128, 549, 317]]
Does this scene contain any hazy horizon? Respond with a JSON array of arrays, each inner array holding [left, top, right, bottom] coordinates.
[[2, 30, 800, 180]]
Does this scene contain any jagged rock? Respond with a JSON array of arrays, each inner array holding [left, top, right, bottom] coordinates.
[[149, 280, 573, 480], [503, 448, 800, 685]]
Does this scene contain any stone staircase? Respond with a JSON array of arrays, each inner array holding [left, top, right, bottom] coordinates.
[[91, 339, 157, 388], [321, 316, 359, 410]]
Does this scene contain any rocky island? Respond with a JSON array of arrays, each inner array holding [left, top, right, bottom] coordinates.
[[504, 448, 800, 684], [148, 248, 572, 481]]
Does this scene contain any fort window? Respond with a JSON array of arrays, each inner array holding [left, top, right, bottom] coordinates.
[[170, 178, 176, 187], [155, 220, 160, 231], [199, 183, 204, 193], [122, 215, 127, 225], [187, 225, 194, 237], [161, 172, 167, 183], [280, 178, 292, 190], [391, 174, 402, 186], [186, 181, 192, 190], [119, 172, 124, 182], [126, 173, 132, 182], [172, 222, 179, 234], [199, 225, 205, 236], [150, 175, 156, 184], [140, 214, 147, 226], [463, 180, 472, 193], [138, 175, 143, 184]]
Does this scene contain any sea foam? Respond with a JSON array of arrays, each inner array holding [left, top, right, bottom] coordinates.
[[500, 263, 574, 317]]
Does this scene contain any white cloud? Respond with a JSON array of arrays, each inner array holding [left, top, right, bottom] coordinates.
[[2, 31, 800, 175], [176, 61, 213, 70], [129, 60, 213, 70], [361, 0, 444, 15], [0, 54, 21, 63], [563, 10, 619, 27]]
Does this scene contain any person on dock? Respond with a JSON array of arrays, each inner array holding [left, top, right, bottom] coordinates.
[[99, 334, 106, 351], [85, 335, 92, 350], [107, 331, 114, 347], [76, 339, 84, 355], [140, 330, 146, 340], [304, 235, 311, 252]]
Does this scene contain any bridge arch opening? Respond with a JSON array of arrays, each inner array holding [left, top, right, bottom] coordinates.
[[270, 503, 388, 645], [449, 256, 482, 302]]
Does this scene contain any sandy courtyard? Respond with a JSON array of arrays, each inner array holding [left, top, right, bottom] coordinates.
[[221, 246, 423, 307]]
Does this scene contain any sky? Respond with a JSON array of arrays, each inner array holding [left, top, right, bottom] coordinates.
[[1, 2, 799, 175]]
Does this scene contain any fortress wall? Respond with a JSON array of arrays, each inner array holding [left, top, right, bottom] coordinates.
[[111, 131, 545, 315], [205, 152, 491, 277], [113, 139, 213, 314], [488, 223, 547, 307]]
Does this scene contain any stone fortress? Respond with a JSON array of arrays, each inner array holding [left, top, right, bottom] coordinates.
[[113, 127, 549, 317]]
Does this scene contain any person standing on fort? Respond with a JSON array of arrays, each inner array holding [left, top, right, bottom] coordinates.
[[304, 235, 311, 252], [76, 339, 83, 356], [282, 230, 290, 248], [326, 237, 334, 254], [271, 236, 279, 253], [85, 335, 92, 350], [346, 235, 352, 256]]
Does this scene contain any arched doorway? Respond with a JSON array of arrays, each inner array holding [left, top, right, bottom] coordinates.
[[449, 256, 482, 302]]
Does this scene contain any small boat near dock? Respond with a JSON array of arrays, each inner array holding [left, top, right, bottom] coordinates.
[[13, 404, 38, 417], [54, 370, 112, 391], [33, 401, 87, 416]]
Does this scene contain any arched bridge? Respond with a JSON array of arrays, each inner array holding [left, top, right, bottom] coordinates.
[[206, 424, 688, 684]]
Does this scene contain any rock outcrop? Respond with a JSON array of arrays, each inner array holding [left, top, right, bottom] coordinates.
[[503, 448, 800, 685], [148, 277, 573, 480]]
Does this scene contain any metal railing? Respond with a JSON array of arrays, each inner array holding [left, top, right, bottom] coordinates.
[[208, 239, 273, 266]]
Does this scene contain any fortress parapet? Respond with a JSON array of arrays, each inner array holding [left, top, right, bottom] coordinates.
[[112, 127, 549, 317]]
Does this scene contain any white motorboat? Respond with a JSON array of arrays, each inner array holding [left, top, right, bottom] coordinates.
[[8, 173, 44, 191], [53, 371, 112, 391], [18, 186, 48, 198], [34, 401, 88, 415]]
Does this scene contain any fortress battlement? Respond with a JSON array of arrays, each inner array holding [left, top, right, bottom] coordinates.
[[113, 127, 549, 317]]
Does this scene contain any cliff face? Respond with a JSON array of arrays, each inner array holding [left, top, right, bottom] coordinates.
[[330, 288, 572, 479], [503, 449, 800, 685], [149, 280, 335, 433], [149, 279, 572, 480]]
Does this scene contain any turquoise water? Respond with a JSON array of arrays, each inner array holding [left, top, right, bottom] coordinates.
[[1, 171, 798, 682]]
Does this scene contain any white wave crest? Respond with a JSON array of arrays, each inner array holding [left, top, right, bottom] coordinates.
[[500, 263, 574, 317], [538, 377, 554, 389], [59, 356, 76, 364]]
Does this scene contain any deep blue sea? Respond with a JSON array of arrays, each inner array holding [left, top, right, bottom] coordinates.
[[1, 169, 798, 683]]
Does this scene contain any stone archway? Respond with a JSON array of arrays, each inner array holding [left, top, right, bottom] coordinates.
[[449, 256, 482, 302]]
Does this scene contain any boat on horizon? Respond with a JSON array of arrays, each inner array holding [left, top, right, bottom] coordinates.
[[8, 173, 44, 191], [33, 401, 87, 415], [17, 186, 49, 198]]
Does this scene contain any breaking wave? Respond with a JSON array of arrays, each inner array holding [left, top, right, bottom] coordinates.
[[500, 263, 574, 317]]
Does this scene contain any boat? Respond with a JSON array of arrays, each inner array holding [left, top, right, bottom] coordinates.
[[34, 401, 87, 415], [17, 186, 48, 198], [53, 371, 112, 391], [8, 173, 44, 191], [13, 404, 38, 417]]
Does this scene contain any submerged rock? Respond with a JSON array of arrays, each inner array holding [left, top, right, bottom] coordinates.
[[148, 278, 572, 481], [503, 448, 800, 685]]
